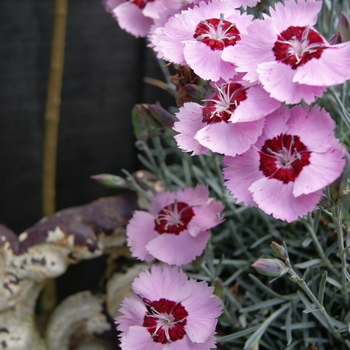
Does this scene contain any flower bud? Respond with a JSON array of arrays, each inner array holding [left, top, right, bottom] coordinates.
[[183, 84, 211, 101], [131, 103, 175, 141], [252, 258, 289, 278], [318, 194, 334, 209], [339, 12, 350, 43], [337, 189, 350, 205], [90, 174, 127, 188], [270, 241, 289, 261], [329, 12, 350, 44]]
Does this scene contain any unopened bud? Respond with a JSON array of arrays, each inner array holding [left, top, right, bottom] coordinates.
[[252, 258, 289, 278], [91, 174, 127, 188], [184, 84, 210, 101], [337, 189, 350, 204], [339, 12, 350, 43], [318, 194, 334, 209], [131, 103, 175, 141], [330, 12, 350, 44], [270, 241, 289, 261]]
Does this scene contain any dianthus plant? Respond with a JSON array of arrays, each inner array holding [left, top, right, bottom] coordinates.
[[103, 0, 350, 349]]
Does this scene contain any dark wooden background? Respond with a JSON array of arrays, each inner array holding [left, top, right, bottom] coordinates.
[[0, 0, 173, 234]]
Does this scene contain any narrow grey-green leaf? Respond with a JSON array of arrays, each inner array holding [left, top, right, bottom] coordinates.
[[318, 271, 328, 305], [294, 259, 322, 269], [243, 303, 291, 349], [285, 305, 293, 346]]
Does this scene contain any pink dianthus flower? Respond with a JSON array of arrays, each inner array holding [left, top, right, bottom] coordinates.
[[116, 264, 223, 349], [126, 185, 224, 265], [225, 0, 350, 104], [106, 0, 189, 38], [173, 78, 281, 156], [220, 0, 261, 9], [156, 0, 253, 82], [223, 104, 346, 222]]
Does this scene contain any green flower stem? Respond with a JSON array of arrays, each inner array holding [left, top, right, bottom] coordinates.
[[333, 205, 349, 305], [286, 264, 339, 337], [304, 215, 334, 270], [329, 86, 350, 130]]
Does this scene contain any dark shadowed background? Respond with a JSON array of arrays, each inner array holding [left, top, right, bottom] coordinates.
[[0, 0, 173, 234]]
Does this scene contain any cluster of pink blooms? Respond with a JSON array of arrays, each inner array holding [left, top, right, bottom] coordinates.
[[104, 0, 350, 348], [119, 185, 224, 348], [105, 0, 349, 222]]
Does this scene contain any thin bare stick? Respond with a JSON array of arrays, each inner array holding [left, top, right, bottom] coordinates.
[[43, 0, 68, 217], [42, 0, 68, 317]]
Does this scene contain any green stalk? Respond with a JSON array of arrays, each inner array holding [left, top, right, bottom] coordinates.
[[333, 205, 349, 305], [286, 262, 339, 337]]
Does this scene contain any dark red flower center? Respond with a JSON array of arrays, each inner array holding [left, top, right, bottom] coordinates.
[[154, 201, 194, 235], [259, 134, 311, 184], [202, 83, 247, 124], [194, 15, 240, 51], [129, 0, 154, 9], [142, 298, 188, 344], [273, 25, 326, 69]]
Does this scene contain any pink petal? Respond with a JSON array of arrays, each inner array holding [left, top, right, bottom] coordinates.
[[232, 85, 281, 123], [250, 178, 322, 222], [259, 104, 290, 141], [158, 13, 194, 64], [189, 199, 224, 236], [103, 0, 124, 12], [166, 334, 217, 350], [269, 0, 322, 33], [113, 3, 153, 38], [119, 326, 163, 350], [293, 43, 350, 86], [117, 294, 147, 331], [149, 185, 210, 214], [228, 18, 276, 82], [132, 265, 193, 302], [287, 105, 337, 152], [183, 280, 222, 343], [126, 211, 157, 262], [146, 230, 211, 265], [195, 119, 265, 157], [143, 0, 180, 19], [173, 102, 209, 156], [184, 41, 237, 82], [173, 184, 210, 206], [223, 151, 261, 206], [239, 0, 261, 9], [293, 147, 346, 197], [257, 61, 326, 104]]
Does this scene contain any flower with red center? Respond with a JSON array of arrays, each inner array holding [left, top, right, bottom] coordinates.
[[126, 185, 224, 265], [225, 0, 350, 104], [155, 0, 253, 81], [116, 264, 223, 349], [131, 0, 154, 10], [173, 77, 280, 156], [272, 25, 326, 70], [193, 16, 241, 51], [106, 0, 189, 37], [223, 104, 346, 222]]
